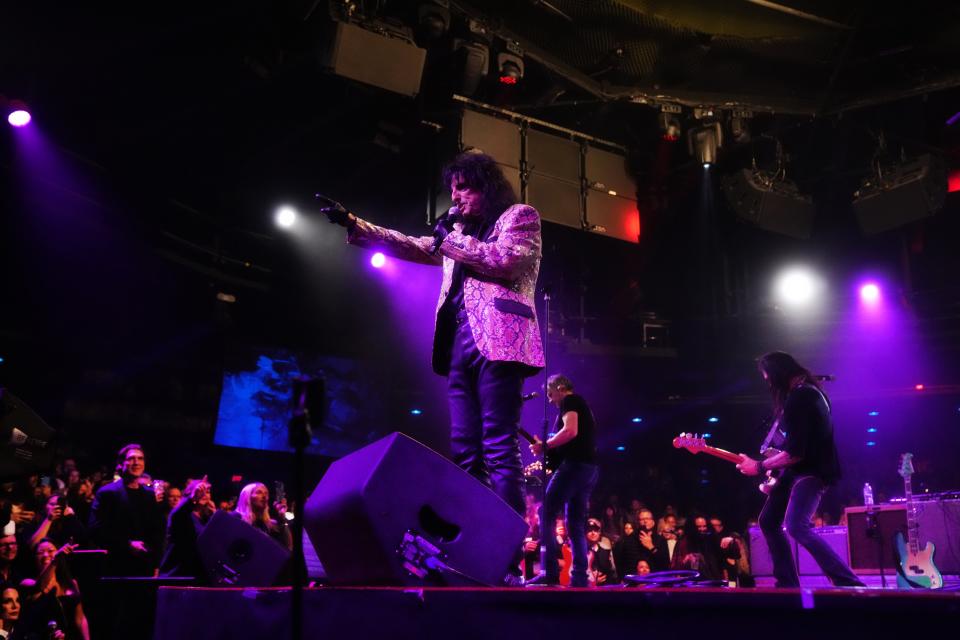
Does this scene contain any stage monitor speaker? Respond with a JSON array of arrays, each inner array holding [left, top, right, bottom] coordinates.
[[326, 20, 427, 97], [914, 498, 960, 574], [748, 525, 849, 577], [304, 432, 527, 587], [844, 505, 907, 574], [196, 510, 291, 587], [0, 389, 57, 479]]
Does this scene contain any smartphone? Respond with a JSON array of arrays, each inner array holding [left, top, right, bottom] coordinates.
[[274, 481, 286, 503]]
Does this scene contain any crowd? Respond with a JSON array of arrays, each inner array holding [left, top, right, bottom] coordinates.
[[520, 493, 755, 587], [0, 443, 292, 639]]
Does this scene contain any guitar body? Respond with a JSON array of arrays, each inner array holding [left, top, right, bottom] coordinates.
[[895, 532, 943, 589]]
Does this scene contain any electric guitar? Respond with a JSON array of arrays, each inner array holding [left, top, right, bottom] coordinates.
[[894, 453, 943, 589], [518, 427, 558, 472], [672, 433, 781, 494]]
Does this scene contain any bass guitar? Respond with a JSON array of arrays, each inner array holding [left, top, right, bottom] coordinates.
[[894, 453, 943, 589], [672, 433, 780, 494]]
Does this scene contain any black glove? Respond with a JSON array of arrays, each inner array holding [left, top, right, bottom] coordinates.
[[429, 212, 458, 255], [316, 194, 351, 226]]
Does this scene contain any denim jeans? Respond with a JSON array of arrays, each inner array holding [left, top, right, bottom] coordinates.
[[447, 309, 526, 515], [540, 460, 599, 586], [759, 473, 864, 587]]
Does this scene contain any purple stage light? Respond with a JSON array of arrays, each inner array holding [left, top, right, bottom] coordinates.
[[370, 252, 386, 268], [7, 109, 31, 127], [859, 282, 880, 304]]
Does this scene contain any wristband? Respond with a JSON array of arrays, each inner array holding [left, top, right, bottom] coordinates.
[[758, 459, 766, 473]]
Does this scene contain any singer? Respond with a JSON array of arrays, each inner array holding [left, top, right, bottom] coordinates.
[[322, 150, 544, 523], [736, 352, 864, 588]]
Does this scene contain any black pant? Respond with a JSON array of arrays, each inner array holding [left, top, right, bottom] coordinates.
[[447, 308, 526, 515], [759, 473, 864, 587]]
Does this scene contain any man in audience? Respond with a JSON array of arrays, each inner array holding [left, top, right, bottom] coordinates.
[[636, 509, 669, 572], [88, 443, 165, 577], [586, 518, 617, 586]]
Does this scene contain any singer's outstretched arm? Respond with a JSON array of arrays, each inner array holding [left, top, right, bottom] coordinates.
[[346, 217, 443, 267], [438, 204, 541, 280]]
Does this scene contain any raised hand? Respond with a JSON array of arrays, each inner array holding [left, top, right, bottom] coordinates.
[[316, 194, 353, 226]]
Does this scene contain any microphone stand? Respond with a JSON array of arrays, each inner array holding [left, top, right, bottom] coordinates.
[[538, 287, 551, 572], [288, 376, 324, 640]]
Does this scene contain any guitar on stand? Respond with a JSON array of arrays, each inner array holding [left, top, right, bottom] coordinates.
[[672, 433, 781, 494], [894, 453, 943, 589]]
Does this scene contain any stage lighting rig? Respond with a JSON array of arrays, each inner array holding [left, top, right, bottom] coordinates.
[[687, 121, 722, 165], [658, 104, 682, 142], [497, 41, 524, 86], [417, 1, 450, 40]]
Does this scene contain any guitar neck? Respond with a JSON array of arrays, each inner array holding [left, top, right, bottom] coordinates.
[[904, 475, 920, 556], [696, 444, 743, 465]]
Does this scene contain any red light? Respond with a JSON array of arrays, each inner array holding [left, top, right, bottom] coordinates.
[[949, 169, 960, 193], [231, 474, 243, 482], [662, 133, 679, 142], [914, 384, 925, 391], [498, 75, 517, 85]]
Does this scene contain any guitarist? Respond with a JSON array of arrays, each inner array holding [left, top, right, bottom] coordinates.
[[528, 374, 599, 587], [737, 351, 864, 588]]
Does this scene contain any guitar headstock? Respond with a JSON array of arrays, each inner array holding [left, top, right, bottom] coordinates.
[[672, 432, 707, 454], [898, 452, 915, 479]]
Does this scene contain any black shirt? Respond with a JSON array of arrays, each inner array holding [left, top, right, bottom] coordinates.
[[781, 384, 841, 484], [552, 393, 598, 465]]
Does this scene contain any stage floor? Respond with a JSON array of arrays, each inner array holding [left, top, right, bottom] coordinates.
[[155, 580, 960, 640]]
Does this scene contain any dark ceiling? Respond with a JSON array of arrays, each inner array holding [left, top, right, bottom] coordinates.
[[3, 0, 960, 330]]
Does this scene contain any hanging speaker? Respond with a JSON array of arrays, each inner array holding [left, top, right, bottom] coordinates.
[[304, 432, 527, 586], [0, 388, 57, 479]]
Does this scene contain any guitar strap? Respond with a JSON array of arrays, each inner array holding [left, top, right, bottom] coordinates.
[[760, 383, 831, 455]]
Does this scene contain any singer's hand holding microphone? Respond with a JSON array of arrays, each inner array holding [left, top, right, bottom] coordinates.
[[429, 206, 460, 255]]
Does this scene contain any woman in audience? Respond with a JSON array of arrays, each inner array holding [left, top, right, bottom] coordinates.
[[0, 586, 21, 640], [18, 539, 88, 640], [235, 483, 291, 550]]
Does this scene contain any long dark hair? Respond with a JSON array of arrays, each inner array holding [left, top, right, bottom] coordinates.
[[757, 351, 824, 416], [441, 150, 518, 220]]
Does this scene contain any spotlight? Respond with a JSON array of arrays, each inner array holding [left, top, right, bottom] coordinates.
[[775, 267, 822, 307], [370, 252, 386, 268], [631, 417, 643, 423], [2, 97, 31, 127], [859, 282, 881, 304], [687, 122, 722, 165], [275, 206, 297, 229], [615, 445, 626, 452]]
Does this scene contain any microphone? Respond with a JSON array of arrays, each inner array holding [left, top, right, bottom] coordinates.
[[429, 206, 460, 256], [522, 391, 540, 402]]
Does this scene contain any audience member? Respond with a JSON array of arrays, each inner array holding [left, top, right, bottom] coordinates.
[[88, 444, 165, 577], [234, 483, 291, 550]]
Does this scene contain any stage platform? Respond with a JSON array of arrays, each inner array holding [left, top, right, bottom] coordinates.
[[155, 582, 960, 640]]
